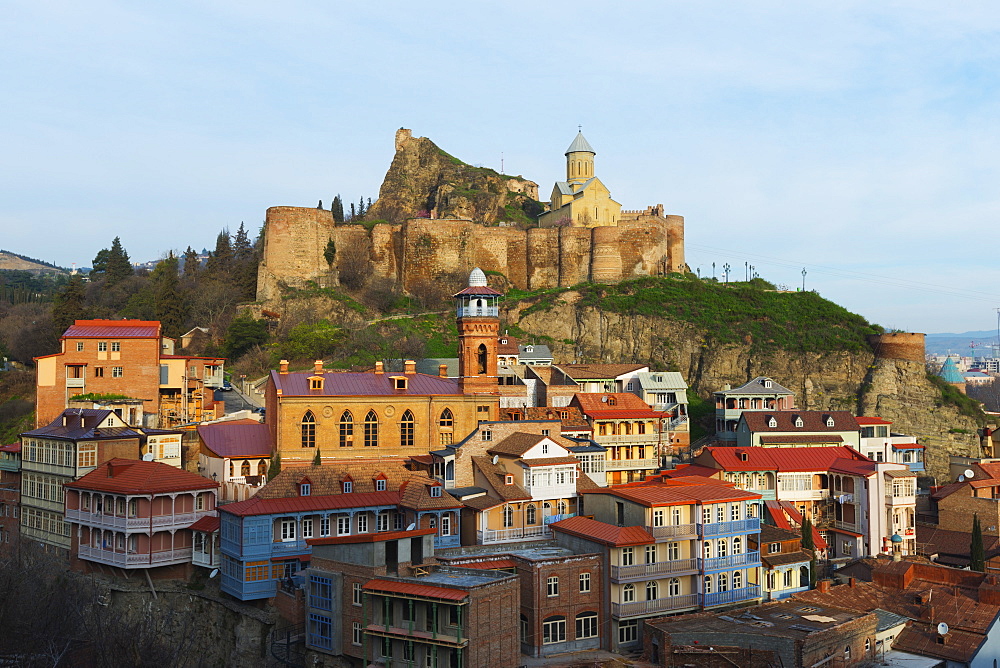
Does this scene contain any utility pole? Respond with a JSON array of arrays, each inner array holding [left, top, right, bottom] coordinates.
[[712, 262, 716, 280], [802, 268, 807, 292], [723, 263, 731, 284]]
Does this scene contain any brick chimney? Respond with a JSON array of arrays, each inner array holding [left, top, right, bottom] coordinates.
[[817, 579, 832, 593], [374, 362, 384, 375], [849, 577, 857, 588], [404, 360, 416, 375], [439, 364, 448, 378], [313, 359, 323, 374], [279, 360, 289, 374]]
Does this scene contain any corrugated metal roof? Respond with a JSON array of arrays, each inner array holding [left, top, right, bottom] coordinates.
[[62, 319, 160, 339], [66, 459, 219, 495], [189, 515, 220, 533], [703, 445, 867, 473], [742, 410, 860, 432], [197, 421, 274, 458], [271, 370, 462, 396], [715, 376, 794, 396], [363, 578, 468, 601], [588, 482, 759, 506], [558, 364, 647, 380], [452, 285, 503, 296], [550, 515, 654, 547], [222, 490, 402, 517]]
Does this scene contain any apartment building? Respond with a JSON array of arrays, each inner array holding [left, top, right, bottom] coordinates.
[[571, 393, 670, 484], [714, 376, 795, 443]]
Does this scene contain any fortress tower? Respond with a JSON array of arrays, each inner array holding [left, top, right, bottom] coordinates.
[[455, 268, 500, 396]]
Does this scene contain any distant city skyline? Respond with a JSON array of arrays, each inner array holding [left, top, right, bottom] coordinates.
[[5, 3, 1000, 333]]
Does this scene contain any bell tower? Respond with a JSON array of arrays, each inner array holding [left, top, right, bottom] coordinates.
[[455, 268, 501, 395], [565, 130, 596, 187]]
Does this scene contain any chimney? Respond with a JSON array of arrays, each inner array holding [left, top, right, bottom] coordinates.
[[817, 579, 832, 593], [921, 604, 935, 621], [374, 362, 384, 375], [848, 577, 857, 588], [439, 364, 448, 378], [279, 360, 289, 374], [404, 360, 416, 375], [314, 359, 323, 374]]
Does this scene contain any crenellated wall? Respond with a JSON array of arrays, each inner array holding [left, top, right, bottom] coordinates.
[[256, 206, 685, 302]]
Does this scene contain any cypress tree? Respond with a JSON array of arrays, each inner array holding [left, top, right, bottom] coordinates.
[[350, 203, 356, 221], [972, 513, 986, 572], [313, 449, 322, 466], [332, 195, 344, 223], [182, 246, 201, 277], [267, 452, 281, 481], [801, 516, 818, 586], [52, 275, 88, 335], [152, 254, 187, 338], [324, 239, 336, 266], [204, 229, 233, 279]]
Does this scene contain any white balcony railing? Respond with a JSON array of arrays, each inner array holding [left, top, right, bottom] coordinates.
[[66, 378, 86, 388], [647, 523, 698, 539], [700, 518, 760, 537], [834, 520, 860, 533], [78, 545, 190, 568], [610, 558, 699, 581], [596, 433, 661, 445], [477, 526, 550, 544], [611, 593, 699, 618], [604, 458, 660, 471], [192, 549, 219, 568], [66, 509, 213, 531], [886, 495, 916, 506]]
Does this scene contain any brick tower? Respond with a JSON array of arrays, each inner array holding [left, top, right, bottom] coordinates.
[[455, 268, 501, 395]]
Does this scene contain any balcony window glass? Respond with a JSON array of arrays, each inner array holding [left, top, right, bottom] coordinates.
[[734, 570, 743, 588], [718, 539, 728, 557], [704, 575, 713, 594], [718, 573, 728, 592], [733, 537, 742, 554], [622, 584, 635, 602], [668, 578, 680, 596], [645, 545, 656, 563], [703, 507, 712, 524], [645, 581, 658, 600], [667, 542, 680, 560], [731, 505, 741, 521], [621, 547, 635, 566], [337, 516, 350, 536], [703, 542, 712, 559], [280, 519, 296, 541], [672, 507, 683, 525], [716, 505, 725, 522]]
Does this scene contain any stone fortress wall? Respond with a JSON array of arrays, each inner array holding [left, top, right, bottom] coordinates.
[[867, 333, 926, 363], [256, 206, 685, 302]]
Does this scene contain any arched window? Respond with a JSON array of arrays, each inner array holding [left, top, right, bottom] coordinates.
[[557, 500, 567, 515], [703, 541, 712, 559], [733, 537, 742, 554], [622, 584, 635, 602], [364, 410, 378, 447], [542, 615, 566, 644], [733, 570, 743, 589], [718, 539, 728, 557], [503, 506, 514, 527], [241, 460, 251, 476], [668, 578, 680, 596], [718, 572, 728, 592], [526, 504, 537, 525], [301, 411, 316, 448], [257, 460, 267, 477], [339, 410, 354, 447], [703, 575, 713, 594], [865, 638, 871, 654], [399, 410, 414, 447], [477, 344, 488, 374], [575, 612, 598, 640], [229, 461, 234, 477], [439, 408, 453, 427], [800, 565, 809, 584], [645, 581, 658, 600]]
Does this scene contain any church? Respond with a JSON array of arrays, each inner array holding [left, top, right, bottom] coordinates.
[[538, 131, 624, 228]]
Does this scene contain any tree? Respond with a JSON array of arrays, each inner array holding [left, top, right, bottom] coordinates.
[[182, 246, 201, 277], [204, 229, 233, 279], [92, 237, 134, 286], [151, 254, 187, 338], [324, 239, 336, 266], [349, 202, 356, 221], [267, 452, 281, 481], [972, 513, 986, 572], [313, 448, 322, 465], [231, 222, 258, 300], [222, 315, 269, 360], [52, 274, 88, 335], [332, 195, 344, 223], [801, 516, 818, 586], [337, 237, 371, 290]]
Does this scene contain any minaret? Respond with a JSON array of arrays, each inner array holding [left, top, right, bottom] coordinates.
[[455, 268, 501, 395], [565, 130, 596, 187]]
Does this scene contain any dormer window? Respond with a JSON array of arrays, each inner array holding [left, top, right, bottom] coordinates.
[[343, 480, 353, 493], [309, 376, 324, 391], [501, 338, 507, 344], [392, 376, 408, 390], [525, 345, 533, 353], [794, 416, 804, 428], [300, 483, 311, 496], [505, 475, 513, 485], [768, 417, 777, 428], [739, 451, 749, 462], [825, 416, 835, 427], [430, 486, 442, 498], [607, 397, 617, 406], [376, 479, 386, 491], [763, 379, 772, 388]]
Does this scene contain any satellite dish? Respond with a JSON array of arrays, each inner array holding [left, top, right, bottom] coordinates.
[[965, 469, 976, 479], [405, 522, 416, 531], [141, 453, 155, 461], [958, 475, 966, 482], [937, 622, 949, 635], [209, 569, 219, 579], [492, 454, 499, 465]]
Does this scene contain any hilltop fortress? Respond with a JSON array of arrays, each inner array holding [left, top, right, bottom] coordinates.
[[256, 130, 686, 302]]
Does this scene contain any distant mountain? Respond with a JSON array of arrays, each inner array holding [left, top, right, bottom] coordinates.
[[0, 250, 65, 274], [927, 330, 998, 339], [925, 330, 1000, 356]]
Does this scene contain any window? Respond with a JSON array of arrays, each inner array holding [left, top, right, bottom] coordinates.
[[76, 342, 84, 352], [503, 506, 513, 527], [622, 584, 635, 602], [668, 578, 680, 596], [734, 570, 743, 589], [703, 541, 712, 559], [112, 367, 123, 378], [98, 342, 107, 352], [672, 507, 682, 525], [718, 539, 728, 557], [653, 509, 664, 527], [718, 572, 728, 592], [667, 542, 680, 560], [363, 410, 379, 447], [299, 483, 311, 497], [783, 569, 793, 588], [716, 505, 725, 522], [244, 561, 270, 582], [280, 519, 296, 541], [79, 443, 97, 468], [645, 545, 657, 563], [621, 547, 634, 566], [301, 411, 316, 448], [320, 515, 330, 537], [377, 512, 389, 532], [865, 638, 871, 653], [733, 537, 742, 554], [731, 504, 741, 521], [357, 514, 369, 533], [618, 619, 638, 644], [794, 417, 804, 427], [768, 417, 777, 428], [310, 576, 333, 611], [844, 646, 851, 660], [400, 410, 414, 447], [352, 622, 362, 646], [339, 411, 354, 447], [481, 430, 492, 442], [576, 612, 598, 639], [376, 478, 387, 491], [843, 541, 853, 556], [343, 480, 353, 493], [547, 576, 559, 597], [94, 366, 104, 377], [645, 581, 658, 600], [439, 432, 453, 446], [767, 571, 776, 589], [703, 506, 712, 523], [579, 572, 591, 593], [769, 542, 781, 554], [337, 516, 351, 536], [542, 616, 566, 644], [527, 504, 537, 525], [111, 341, 120, 352], [441, 514, 451, 535], [353, 582, 363, 605]]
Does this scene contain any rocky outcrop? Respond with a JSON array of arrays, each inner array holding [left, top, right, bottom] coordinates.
[[366, 129, 542, 225]]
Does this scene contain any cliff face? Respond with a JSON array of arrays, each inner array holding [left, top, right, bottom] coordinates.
[[509, 292, 980, 482], [367, 129, 542, 225]]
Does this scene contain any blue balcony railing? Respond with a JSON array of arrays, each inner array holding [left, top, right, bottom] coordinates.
[[701, 551, 760, 572], [700, 517, 760, 537], [704, 584, 761, 608]]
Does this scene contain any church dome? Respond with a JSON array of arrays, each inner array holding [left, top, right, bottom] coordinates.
[[565, 131, 595, 155], [468, 267, 488, 287]]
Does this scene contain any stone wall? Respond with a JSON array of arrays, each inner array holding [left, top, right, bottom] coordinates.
[[256, 206, 683, 301]]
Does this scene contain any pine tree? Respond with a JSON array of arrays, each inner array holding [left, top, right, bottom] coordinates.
[[313, 449, 322, 465], [332, 195, 344, 223], [972, 513, 986, 572], [801, 516, 818, 586], [317, 200, 323, 209], [152, 254, 187, 338], [52, 275, 87, 335], [349, 203, 356, 221], [358, 196, 366, 220], [267, 453, 281, 481], [232, 223, 258, 300], [204, 229, 233, 279], [183, 246, 201, 277], [92, 237, 133, 286]]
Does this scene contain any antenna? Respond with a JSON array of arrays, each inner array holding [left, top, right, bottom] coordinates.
[[937, 622, 949, 635], [492, 454, 499, 465]]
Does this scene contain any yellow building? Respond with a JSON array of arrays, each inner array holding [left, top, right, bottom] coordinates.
[[538, 131, 623, 228]]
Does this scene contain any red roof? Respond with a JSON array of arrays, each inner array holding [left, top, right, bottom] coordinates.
[[828, 458, 879, 476], [586, 481, 759, 506], [189, 515, 220, 533], [573, 392, 661, 416], [452, 558, 517, 570], [271, 370, 462, 397], [891, 442, 924, 450], [453, 285, 503, 297], [702, 445, 869, 473], [765, 501, 792, 529], [659, 464, 720, 479], [66, 459, 219, 494], [308, 528, 436, 546], [0, 443, 21, 453], [62, 319, 160, 339], [758, 435, 843, 445], [741, 410, 860, 433], [856, 416, 892, 425], [363, 578, 468, 601], [197, 421, 273, 458], [550, 516, 655, 546], [222, 490, 402, 517]]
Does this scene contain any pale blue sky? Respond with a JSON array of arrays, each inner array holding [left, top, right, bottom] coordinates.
[[4, 2, 1000, 333]]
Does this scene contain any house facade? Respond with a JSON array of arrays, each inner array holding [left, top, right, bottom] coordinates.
[[857, 417, 925, 473], [196, 419, 273, 501], [752, 524, 812, 600], [714, 376, 795, 443], [571, 393, 669, 484], [630, 371, 690, 452], [736, 410, 861, 449], [0, 442, 20, 548]]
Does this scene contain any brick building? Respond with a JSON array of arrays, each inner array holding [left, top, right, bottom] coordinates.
[[0, 442, 20, 548]]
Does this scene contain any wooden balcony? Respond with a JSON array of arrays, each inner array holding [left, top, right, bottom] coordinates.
[[477, 526, 550, 544], [610, 558, 699, 582], [78, 545, 191, 568], [611, 593, 699, 618]]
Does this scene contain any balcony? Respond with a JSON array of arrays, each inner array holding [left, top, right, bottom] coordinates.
[[886, 494, 916, 507], [457, 306, 498, 318], [434, 534, 461, 549], [78, 545, 191, 568], [66, 378, 85, 388], [610, 558, 699, 582], [192, 549, 219, 568], [701, 551, 760, 572], [668, 416, 688, 430], [611, 593, 699, 618], [833, 520, 861, 533], [477, 526, 550, 544], [604, 458, 660, 471], [776, 488, 828, 502], [66, 508, 213, 532], [700, 518, 760, 537], [647, 523, 698, 539], [596, 433, 660, 446], [704, 584, 762, 608]]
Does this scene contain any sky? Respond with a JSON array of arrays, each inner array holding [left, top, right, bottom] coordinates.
[[4, 2, 1000, 334]]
